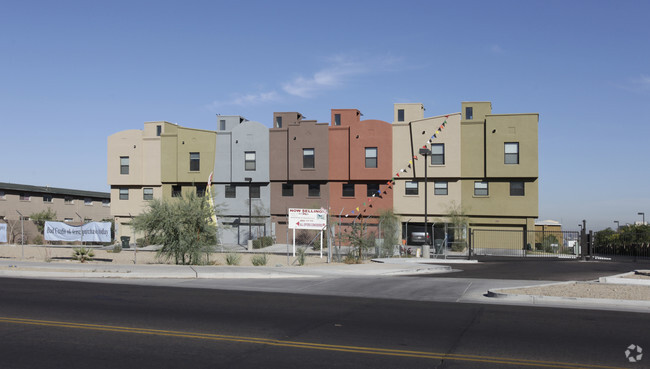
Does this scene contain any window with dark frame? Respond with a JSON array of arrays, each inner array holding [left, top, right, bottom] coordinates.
[[276, 116, 282, 128], [84, 198, 93, 205], [219, 119, 226, 131], [196, 185, 206, 197], [190, 152, 200, 171], [367, 183, 379, 197], [156, 125, 162, 136], [64, 196, 73, 204], [303, 148, 315, 169], [474, 181, 488, 196], [102, 199, 110, 207], [405, 181, 418, 195], [397, 109, 405, 122], [143, 188, 154, 200], [282, 183, 293, 197], [119, 188, 128, 200], [342, 183, 355, 197], [365, 147, 377, 168], [431, 143, 445, 165], [510, 181, 525, 196], [225, 185, 236, 198], [172, 185, 181, 198], [334, 114, 341, 126], [308, 183, 320, 197], [505, 142, 519, 164], [434, 182, 448, 195], [245, 151, 256, 171], [466, 106, 473, 120], [250, 185, 261, 199], [120, 156, 129, 174], [43, 195, 53, 203], [19, 193, 30, 201]]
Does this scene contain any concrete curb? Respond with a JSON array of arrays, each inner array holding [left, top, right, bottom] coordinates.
[[598, 271, 650, 286]]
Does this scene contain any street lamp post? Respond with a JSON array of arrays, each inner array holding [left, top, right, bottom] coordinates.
[[419, 147, 431, 258], [614, 220, 619, 232], [245, 177, 253, 250], [638, 212, 645, 225]]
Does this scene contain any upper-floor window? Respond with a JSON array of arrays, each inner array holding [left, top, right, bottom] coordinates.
[[434, 182, 448, 195], [172, 185, 181, 198], [510, 181, 525, 196], [196, 184, 206, 197], [431, 143, 445, 165], [43, 194, 53, 203], [397, 109, 405, 122], [225, 185, 236, 198], [84, 198, 93, 206], [365, 147, 378, 168], [303, 148, 315, 169], [0, 190, 5, 200], [245, 151, 256, 171], [189, 152, 200, 171], [334, 114, 341, 126], [64, 196, 73, 204], [505, 142, 519, 164], [102, 199, 110, 207], [276, 116, 282, 128], [156, 125, 162, 136], [250, 185, 261, 199], [64, 218, 73, 223], [466, 106, 473, 120], [19, 193, 30, 201], [405, 181, 418, 195], [474, 181, 488, 196], [342, 183, 355, 197], [308, 183, 320, 197], [282, 183, 293, 197], [219, 119, 226, 131], [367, 183, 379, 197], [119, 188, 129, 200], [143, 188, 154, 200], [120, 156, 129, 175]]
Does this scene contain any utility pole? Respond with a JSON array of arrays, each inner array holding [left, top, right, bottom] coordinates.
[[419, 147, 431, 258]]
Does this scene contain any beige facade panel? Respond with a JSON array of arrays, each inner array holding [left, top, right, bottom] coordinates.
[[485, 114, 538, 178], [107, 130, 143, 186], [461, 179, 538, 218], [393, 103, 424, 124]]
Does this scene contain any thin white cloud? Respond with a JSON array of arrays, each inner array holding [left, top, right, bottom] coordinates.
[[207, 90, 279, 110], [489, 44, 504, 54], [633, 74, 650, 89], [615, 74, 650, 93]]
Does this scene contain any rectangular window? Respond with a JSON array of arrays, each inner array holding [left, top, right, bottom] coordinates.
[[466, 106, 473, 120], [510, 181, 525, 196], [365, 147, 378, 168], [474, 181, 488, 196], [119, 188, 129, 200], [282, 183, 293, 197], [64, 197, 73, 204], [505, 142, 519, 164], [397, 109, 405, 122], [367, 183, 380, 197], [342, 183, 355, 197], [434, 182, 448, 195], [156, 125, 162, 136], [225, 185, 236, 198], [19, 193, 30, 201], [43, 195, 53, 203], [219, 119, 226, 131], [405, 181, 418, 195], [172, 185, 181, 198], [120, 156, 129, 174], [143, 188, 154, 200], [334, 114, 341, 126], [196, 184, 206, 197], [102, 199, 110, 207], [0, 191, 5, 199], [64, 218, 73, 223], [308, 183, 320, 197], [245, 151, 256, 171], [190, 152, 200, 171], [276, 116, 282, 128], [84, 198, 93, 205], [431, 143, 445, 165], [303, 148, 315, 169], [250, 185, 261, 199]]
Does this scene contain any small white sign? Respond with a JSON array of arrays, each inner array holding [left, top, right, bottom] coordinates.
[[0, 223, 7, 243], [288, 208, 328, 230]]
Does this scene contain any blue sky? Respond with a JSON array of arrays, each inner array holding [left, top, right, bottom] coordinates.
[[1, 0, 648, 230]]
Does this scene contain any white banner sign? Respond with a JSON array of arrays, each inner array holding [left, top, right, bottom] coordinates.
[[288, 208, 328, 230], [44, 221, 112, 243], [0, 223, 6, 243]]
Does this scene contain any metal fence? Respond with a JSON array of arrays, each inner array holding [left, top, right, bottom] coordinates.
[[471, 229, 581, 258], [592, 230, 650, 260]]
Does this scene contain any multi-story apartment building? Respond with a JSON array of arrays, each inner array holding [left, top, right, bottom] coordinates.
[[392, 102, 538, 247], [214, 115, 270, 245], [0, 182, 110, 243], [108, 121, 216, 240], [269, 112, 330, 243]]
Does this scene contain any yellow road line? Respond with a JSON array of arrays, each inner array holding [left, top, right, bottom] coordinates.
[[0, 317, 625, 369]]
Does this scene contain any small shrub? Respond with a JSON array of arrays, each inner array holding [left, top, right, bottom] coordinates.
[[72, 247, 95, 263], [296, 247, 306, 266], [251, 254, 268, 266], [32, 235, 44, 245], [225, 253, 241, 266], [112, 244, 122, 253], [252, 236, 273, 249], [344, 251, 361, 264]]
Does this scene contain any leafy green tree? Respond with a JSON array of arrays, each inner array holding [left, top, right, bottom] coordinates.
[[379, 209, 399, 257], [132, 192, 218, 265], [345, 222, 376, 263], [30, 208, 57, 234]]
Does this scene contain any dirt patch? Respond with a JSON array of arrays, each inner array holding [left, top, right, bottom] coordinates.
[[501, 282, 650, 301]]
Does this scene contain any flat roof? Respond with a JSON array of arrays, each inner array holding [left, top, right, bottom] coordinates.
[[0, 182, 110, 199]]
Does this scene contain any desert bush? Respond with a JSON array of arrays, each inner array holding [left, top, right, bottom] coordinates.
[[296, 247, 306, 266], [251, 254, 268, 266], [32, 235, 44, 245], [72, 247, 95, 263], [225, 253, 241, 266]]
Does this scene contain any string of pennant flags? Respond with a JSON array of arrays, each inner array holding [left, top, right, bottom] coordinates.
[[344, 115, 450, 219]]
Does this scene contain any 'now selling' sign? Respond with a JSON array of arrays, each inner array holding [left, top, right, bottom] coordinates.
[[288, 208, 328, 230]]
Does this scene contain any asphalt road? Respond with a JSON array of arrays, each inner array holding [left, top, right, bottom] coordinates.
[[0, 277, 647, 369]]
